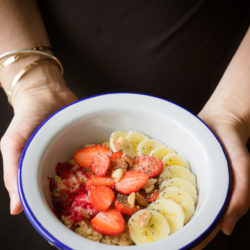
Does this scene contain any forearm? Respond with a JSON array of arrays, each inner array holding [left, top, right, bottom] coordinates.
[[201, 27, 250, 141], [0, 0, 66, 105]]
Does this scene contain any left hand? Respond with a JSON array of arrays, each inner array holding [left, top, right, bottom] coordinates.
[[192, 108, 250, 249]]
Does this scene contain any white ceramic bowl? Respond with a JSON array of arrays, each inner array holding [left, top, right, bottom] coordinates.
[[18, 93, 230, 250]]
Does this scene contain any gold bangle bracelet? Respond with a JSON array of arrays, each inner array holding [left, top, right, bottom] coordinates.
[[0, 46, 52, 87], [0, 49, 63, 74], [7, 57, 61, 104]]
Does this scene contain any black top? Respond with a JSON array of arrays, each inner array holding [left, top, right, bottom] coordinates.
[[38, 0, 250, 113]]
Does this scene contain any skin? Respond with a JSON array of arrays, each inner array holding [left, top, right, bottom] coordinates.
[[0, 0, 249, 248]]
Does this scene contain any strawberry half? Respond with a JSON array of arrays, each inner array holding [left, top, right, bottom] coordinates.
[[89, 186, 114, 211], [115, 171, 149, 195], [90, 151, 111, 176], [146, 189, 159, 203], [74, 144, 111, 169], [133, 155, 163, 177], [85, 177, 115, 189], [91, 209, 125, 236], [114, 199, 139, 215]]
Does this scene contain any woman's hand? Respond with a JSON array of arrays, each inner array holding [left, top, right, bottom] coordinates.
[[192, 107, 250, 249], [0, 83, 77, 215]]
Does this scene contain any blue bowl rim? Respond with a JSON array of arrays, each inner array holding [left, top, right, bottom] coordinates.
[[17, 92, 231, 250]]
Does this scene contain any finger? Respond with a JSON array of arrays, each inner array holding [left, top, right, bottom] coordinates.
[[216, 128, 250, 235], [1, 120, 25, 215], [192, 223, 221, 250]]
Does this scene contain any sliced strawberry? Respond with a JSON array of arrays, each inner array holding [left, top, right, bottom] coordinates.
[[146, 189, 159, 203], [89, 186, 114, 211], [74, 145, 111, 169], [133, 156, 163, 177], [114, 199, 139, 215], [115, 171, 149, 195], [91, 209, 125, 236], [85, 177, 115, 189], [110, 151, 123, 162], [91, 151, 111, 176]]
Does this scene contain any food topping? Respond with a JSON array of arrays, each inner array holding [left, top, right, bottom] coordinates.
[[133, 155, 163, 177], [89, 185, 114, 212], [50, 131, 198, 246], [91, 209, 125, 236], [111, 168, 125, 182], [74, 145, 111, 169], [115, 171, 149, 195]]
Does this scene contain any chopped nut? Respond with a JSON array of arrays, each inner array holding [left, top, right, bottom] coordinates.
[[143, 178, 157, 188], [138, 211, 152, 228], [112, 158, 128, 170], [111, 168, 125, 182], [127, 192, 136, 207], [135, 192, 148, 207], [122, 153, 134, 167], [115, 137, 128, 151], [145, 185, 154, 193]]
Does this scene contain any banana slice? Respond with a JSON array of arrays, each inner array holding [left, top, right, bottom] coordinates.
[[148, 199, 184, 234], [160, 178, 197, 204], [149, 145, 175, 160], [128, 209, 170, 245], [162, 153, 189, 169], [109, 131, 128, 152], [158, 165, 196, 187], [125, 131, 149, 157], [137, 139, 163, 156], [158, 187, 195, 224]]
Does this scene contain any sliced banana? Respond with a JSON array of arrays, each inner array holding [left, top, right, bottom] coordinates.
[[149, 145, 175, 160], [162, 153, 189, 169], [148, 199, 184, 234], [125, 131, 149, 157], [158, 165, 196, 187], [160, 178, 197, 204], [137, 139, 163, 156], [158, 187, 195, 224], [128, 209, 170, 245], [109, 131, 128, 152]]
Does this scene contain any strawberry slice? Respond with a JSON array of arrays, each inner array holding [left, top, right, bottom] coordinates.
[[90, 151, 111, 176], [74, 145, 111, 169], [85, 177, 115, 189], [115, 171, 149, 195], [91, 209, 125, 236], [146, 189, 159, 203], [89, 186, 114, 211], [114, 199, 139, 215], [133, 155, 163, 177], [110, 151, 123, 162]]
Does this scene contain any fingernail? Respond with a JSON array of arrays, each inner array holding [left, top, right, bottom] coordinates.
[[222, 216, 235, 235], [10, 194, 18, 214]]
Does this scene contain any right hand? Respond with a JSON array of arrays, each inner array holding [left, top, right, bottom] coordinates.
[[1, 77, 77, 215]]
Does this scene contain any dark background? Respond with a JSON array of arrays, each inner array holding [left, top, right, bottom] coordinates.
[[0, 90, 250, 250]]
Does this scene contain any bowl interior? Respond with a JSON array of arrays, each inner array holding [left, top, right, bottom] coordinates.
[[20, 94, 229, 250]]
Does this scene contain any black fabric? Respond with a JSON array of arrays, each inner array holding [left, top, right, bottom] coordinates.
[[37, 0, 250, 113], [0, 0, 250, 249]]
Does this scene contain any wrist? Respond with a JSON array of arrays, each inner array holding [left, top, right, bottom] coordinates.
[[1, 59, 68, 105], [199, 104, 250, 144]]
